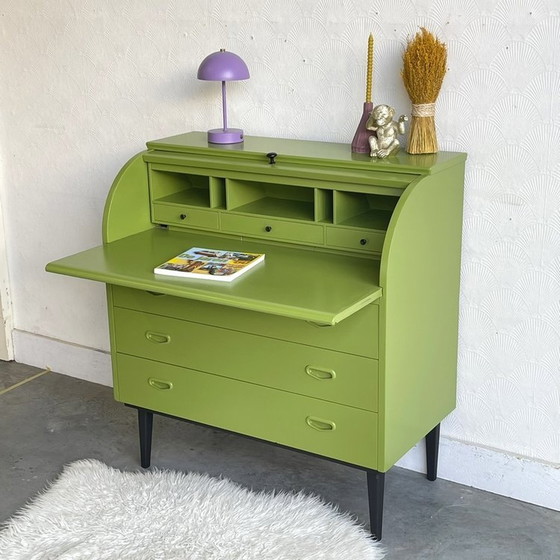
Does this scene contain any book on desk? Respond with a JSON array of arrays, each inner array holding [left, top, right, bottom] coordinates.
[[154, 247, 265, 282]]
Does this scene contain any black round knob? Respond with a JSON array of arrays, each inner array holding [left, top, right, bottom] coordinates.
[[360, 238, 368, 246], [265, 225, 272, 232], [180, 213, 187, 220], [266, 152, 278, 165]]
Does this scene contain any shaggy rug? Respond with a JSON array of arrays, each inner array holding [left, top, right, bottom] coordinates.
[[0, 459, 385, 559]]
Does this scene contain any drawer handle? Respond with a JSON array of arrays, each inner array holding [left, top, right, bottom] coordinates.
[[264, 225, 272, 232], [148, 378, 173, 391], [306, 416, 336, 432], [180, 213, 187, 220], [305, 365, 336, 380], [146, 291, 165, 297], [145, 331, 171, 344], [360, 238, 368, 246]]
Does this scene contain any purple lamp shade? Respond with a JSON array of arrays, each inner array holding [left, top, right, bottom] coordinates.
[[197, 49, 250, 144], [197, 50, 250, 81]]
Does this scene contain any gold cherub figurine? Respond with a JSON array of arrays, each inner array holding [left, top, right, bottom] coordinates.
[[366, 104, 408, 159]]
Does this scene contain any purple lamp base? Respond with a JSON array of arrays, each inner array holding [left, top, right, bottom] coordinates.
[[207, 128, 244, 144]]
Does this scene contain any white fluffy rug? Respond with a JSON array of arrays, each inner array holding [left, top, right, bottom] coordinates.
[[0, 459, 384, 559]]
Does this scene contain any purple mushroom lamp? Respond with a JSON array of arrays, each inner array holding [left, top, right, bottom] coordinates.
[[197, 49, 250, 144]]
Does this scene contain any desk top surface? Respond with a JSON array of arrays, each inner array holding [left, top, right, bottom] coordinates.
[[146, 132, 466, 175], [47, 228, 382, 325]]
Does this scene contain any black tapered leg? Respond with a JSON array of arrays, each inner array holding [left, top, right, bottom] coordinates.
[[138, 408, 154, 469], [366, 469, 385, 541], [425, 423, 440, 481]]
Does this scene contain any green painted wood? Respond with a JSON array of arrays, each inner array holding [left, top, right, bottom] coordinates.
[[152, 204, 219, 230], [149, 165, 211, 204], [314, 189, 332, 223], [325, 226, 385, 254], [48, 131, 466, 477], [46, 228, 382, 325], [226, 179, 315, 220], [146, 131, 466, 176], [143, 153, 413, 195], [333, 191, 396, 228], [105, 285, 121, 391], [220, 213, 324, 245], [113, 307, 378, 411], [377, 163, 465, 471], [111, 286, 379, 359], [102, 152, 152, 243], [116, 353, 378, 468], [209, 177, 226, 208]]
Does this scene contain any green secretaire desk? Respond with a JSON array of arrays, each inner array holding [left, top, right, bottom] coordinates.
[[47, 132, 466, 540]]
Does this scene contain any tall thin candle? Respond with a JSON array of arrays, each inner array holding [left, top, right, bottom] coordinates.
[[351, 33, 375, 153], [366, 33, 374, 103]]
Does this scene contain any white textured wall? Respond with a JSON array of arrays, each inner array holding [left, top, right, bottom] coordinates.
[[1, 1, 559, 475]]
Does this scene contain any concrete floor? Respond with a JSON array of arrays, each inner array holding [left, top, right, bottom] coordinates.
[[1, 361, 559, 559]]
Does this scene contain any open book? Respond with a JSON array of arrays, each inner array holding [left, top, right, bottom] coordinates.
[[154, 247, 265, 282]]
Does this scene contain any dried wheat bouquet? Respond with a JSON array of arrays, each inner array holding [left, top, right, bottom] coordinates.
[[402, 28, 447, 154]]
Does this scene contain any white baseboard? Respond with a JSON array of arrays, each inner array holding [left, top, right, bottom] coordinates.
[[13, 330, 112, 387], [397, 434, 559, 512], [12, 330, 560, 512]]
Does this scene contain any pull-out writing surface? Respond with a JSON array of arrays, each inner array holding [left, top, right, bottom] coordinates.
[[46, 227, 382, 325]]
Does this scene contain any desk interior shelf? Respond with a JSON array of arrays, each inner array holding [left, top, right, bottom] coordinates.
[[226, 179, 315, 221], [149, 164, 226, 209]]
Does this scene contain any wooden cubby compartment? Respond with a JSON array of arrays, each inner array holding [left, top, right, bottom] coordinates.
[[226, 179, 315, 222], [333, 191, 398, 231], [149, 164, 225, 209]]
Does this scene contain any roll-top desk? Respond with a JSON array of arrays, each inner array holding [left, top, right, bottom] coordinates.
[[47, 132, 466, 539]]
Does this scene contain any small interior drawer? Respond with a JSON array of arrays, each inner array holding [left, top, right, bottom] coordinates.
[[110, 286, 379, 359], [112, 307, 378, 411], [326, 227, 386, 254], [221, 213, 324, 245], [152, 203, 219, 230], [115, 353, 378, 469]]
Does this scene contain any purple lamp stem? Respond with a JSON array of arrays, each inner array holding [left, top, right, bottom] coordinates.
[[221, 81, 228, 131]]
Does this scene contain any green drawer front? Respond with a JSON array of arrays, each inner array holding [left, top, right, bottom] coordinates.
[[152, 203, 219, 230], [113, 307, 378, 411], [221, 213, 324, 245], [115, 354, 378, 469], [326, 227, 386, 254], [111, 286, 378, 359]]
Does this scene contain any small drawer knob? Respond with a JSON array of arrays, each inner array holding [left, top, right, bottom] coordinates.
[[180, 213, 187, 220], [265, 225, 272, 232], [360, 238, 368, 246], [266, 152, 277, 165]]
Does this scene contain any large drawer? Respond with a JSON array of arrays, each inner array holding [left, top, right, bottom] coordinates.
[[115, 354, 378, 469], [112, 307, 378, 411], [110, 286, 379, 359], [221, 213, 324, 245]]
